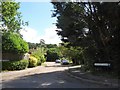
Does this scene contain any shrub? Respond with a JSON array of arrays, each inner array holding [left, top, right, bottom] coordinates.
[[2, 59, 29, 71], [31, 49, 46, 65], [82, 46, 98, 72], [40, 55, 45, 63], [46, 48, 59, 61], [37, 59, 41, 66], [31, 54, 41, 65], [2, 32, 29, 54], [28, 56, 38, 67]]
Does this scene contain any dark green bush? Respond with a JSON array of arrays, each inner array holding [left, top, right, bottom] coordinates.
[[82, 46, 98, 72], [46, 48, 59, 61], [2, 59, 29, 71], [2, 32, 29, 54]]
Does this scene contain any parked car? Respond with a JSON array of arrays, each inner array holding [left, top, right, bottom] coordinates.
[[55, 59, 61, 63], [61, 60, 69, 65]]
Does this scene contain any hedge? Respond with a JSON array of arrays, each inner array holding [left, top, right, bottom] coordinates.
[[2, 32, 29, 54], [2, 59, 29, 71]]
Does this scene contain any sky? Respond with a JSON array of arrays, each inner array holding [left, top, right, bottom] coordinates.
[[19, 2, 62, 45]]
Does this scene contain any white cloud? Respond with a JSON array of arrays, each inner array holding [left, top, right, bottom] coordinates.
[[40, 26, 62, 45], [20, 26, 62, 45], [20, 27, 39, 43]]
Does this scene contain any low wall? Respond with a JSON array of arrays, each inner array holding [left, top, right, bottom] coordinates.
[[2, 53, 29, 61]]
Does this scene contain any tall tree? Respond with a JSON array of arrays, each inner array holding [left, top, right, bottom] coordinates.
[[1, 1, 29, 60], [52, 1, 120, 73], [40, 39, 45, 46], [0, 0, 28, 34]]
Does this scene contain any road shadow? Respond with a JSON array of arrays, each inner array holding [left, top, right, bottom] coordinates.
[[2, 70, 78, 88], [2, 69, 115, 88], [68, 67, 119, 88]]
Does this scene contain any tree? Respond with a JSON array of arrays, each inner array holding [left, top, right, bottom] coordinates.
[[28, 42, 37, 49], [52, 2, 87, 46], [58, 43, 84, 65], [46, 48, 59, 62], [0, 1, 28, 34], [81, 2, 120, 72], [52, 2, 120, 74], [46, 44, 57, 48], [1, 1, 29, 61], [40, 39, 45, 46]]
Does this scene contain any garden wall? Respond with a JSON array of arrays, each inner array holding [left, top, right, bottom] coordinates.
[[2, 53, 30, 61]]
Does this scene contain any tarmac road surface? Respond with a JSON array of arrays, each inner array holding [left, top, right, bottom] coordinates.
[[1, 62, 113, 88]]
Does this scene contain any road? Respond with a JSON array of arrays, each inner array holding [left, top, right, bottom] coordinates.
[[1, 62, 111, 88]]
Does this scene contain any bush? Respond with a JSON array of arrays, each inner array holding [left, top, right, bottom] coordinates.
[[37, 59, 41, 66], [46, 48, 59, 61], [2, 59, 29, 71], [31, 54, 41, 65], [83, 46, 98, 72], [40, 55, 46, 63], [31, 49, 46, 65], [28, 56, 38, 67], [2, 32, 29, 54]]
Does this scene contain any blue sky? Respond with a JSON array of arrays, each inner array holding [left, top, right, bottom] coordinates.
[[19, 2, 62, 44]]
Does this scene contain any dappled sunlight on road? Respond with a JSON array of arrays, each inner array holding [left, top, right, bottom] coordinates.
[[41, 82, 52, 86], [57, 80, 65, 84]]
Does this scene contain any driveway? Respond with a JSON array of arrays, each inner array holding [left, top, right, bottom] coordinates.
[[1, 62, 112, 88]]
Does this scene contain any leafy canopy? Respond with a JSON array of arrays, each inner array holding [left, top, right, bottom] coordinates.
[[1, 1, 28, 33]]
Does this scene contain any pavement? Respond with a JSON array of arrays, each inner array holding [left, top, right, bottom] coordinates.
[[67, 65, 119, 88]]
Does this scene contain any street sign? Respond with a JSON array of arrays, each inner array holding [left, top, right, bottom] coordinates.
[[94, 63, 111, 67], [93, 62, 112, 71]]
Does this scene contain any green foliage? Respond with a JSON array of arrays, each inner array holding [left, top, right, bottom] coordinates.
[[28, 42, 46, 50], [1, 1, 28, 33], [46, 44, 57, 48], [58, 45, 84, 65], [2, 59, 29, 71], [82, 46, 98, 71], [32, 53, 41, 65], [28, 56, 38, 67], [40, 55, 46, 63], [28, 42, 37, 49], [0, 34, 2, 51], [2, 32, 29, 53], [52, 2, 120, 75], [46, 44, 61, 61], [46, 48, 59, 61], [31, 48, 46, 65], [52, 2, 86, 45]]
